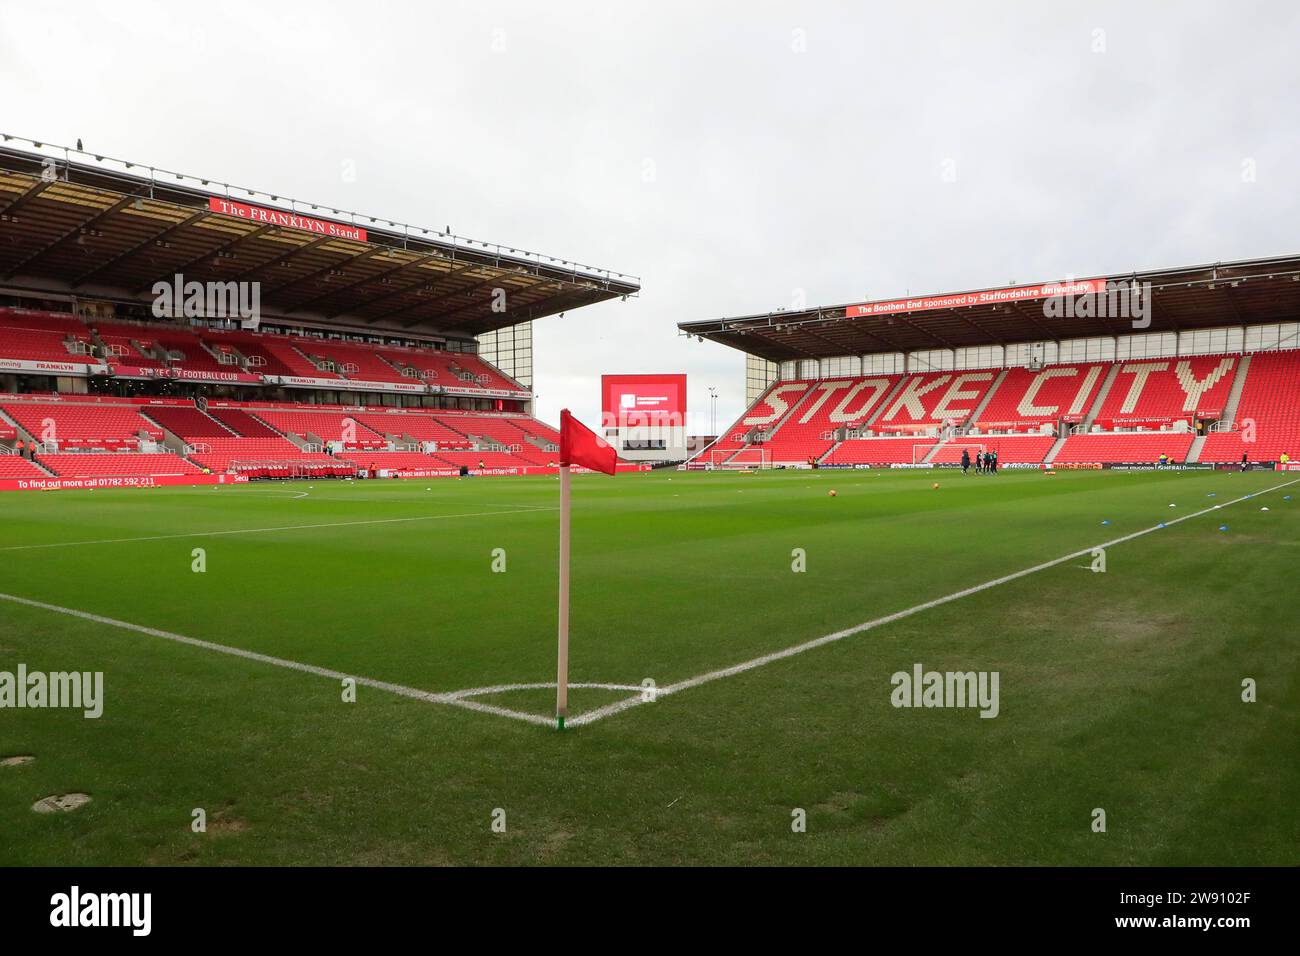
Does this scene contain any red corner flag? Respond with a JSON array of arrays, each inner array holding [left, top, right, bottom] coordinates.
[[555, 409, 615, 731], [559, 408, 617, 475]]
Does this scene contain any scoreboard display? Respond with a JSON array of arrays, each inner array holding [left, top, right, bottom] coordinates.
[[601, 374, 686, 428]]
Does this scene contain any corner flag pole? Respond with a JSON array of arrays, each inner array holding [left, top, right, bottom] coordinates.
[[556, 463, 571, 730]]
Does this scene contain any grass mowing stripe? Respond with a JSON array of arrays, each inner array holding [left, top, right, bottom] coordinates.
[[0, 505, 558, 552], [567, 476, 1300, 727]]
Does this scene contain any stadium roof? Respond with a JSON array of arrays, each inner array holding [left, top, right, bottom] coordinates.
[[0, 135, 639, 340], [679, 254, 1300, 361]]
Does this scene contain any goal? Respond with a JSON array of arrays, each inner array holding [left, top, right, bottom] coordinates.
[[680, 446, 771, 470], [915, 441, 984, 465]]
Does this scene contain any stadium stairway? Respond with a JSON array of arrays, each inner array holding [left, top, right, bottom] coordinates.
[[1219, 353, 1253, 425], [918, 441, 945, 464], [246, 412, 309, 447], [0, 407, 28, 443], [864, 376, 909, 427], [1043, 434, 1069, 465], [0, 454, 57, 478], [964, 368, 1010, 425], [1081, 362, 1122, 430]]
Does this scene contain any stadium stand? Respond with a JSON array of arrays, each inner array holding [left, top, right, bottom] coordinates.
[[1200, 350, 1300, 463], [142, 405, 238, 439], [1, 309, 530, 395], [510, 416, 561, 445], [929, 434, 1058, 464], [694, 381, 814, 463], [0, 308, 100, 365], [871, 370, 1000, 431], [0, 400, 164, 449], [1092, 355, 1238, 427], [1051, 432, 1195, 465], [974, 364, 1107, 429], [37, 452, 203, 478], [255, 409, 387, 446], [0, 455, 50, 478], [824, 436, 938, 465], [199, 330, 299, 377], [304, 341, 410, 384], [351, 412, 470, 445], [758, 376, 903, 463], [206, 407, 285, 438]]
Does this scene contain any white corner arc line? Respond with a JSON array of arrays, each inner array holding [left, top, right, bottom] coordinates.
[[0, 506, 557, 553], [565, 477, 1300, 727]]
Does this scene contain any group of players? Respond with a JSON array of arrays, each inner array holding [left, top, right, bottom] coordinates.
[[960, 448, 998, 475]]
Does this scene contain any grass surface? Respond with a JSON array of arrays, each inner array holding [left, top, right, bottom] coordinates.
[[0, 467, 1296, 865]]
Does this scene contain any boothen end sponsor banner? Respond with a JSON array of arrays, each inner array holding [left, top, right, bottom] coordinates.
[[602, 374, 686, 429], [843, 279, 1107, 318], [207, 198, 367, 242]]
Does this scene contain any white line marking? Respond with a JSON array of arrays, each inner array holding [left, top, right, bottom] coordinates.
[[565, 477, 1300, 727], [0, 506, 557, 553], [0, 590, 555, 728]]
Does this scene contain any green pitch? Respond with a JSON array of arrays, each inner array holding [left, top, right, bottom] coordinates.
[[0, 467, 1296, 865]]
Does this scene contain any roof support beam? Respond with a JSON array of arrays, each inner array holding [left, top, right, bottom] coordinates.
[[131, 223, 276, 293], [0, 178, 54, 218], [2, 193, 138, 279], [396, 271, 524, 327], [222, 234, 338, 286], [260, 245, 390, 300], [1005, 302, 1061, 342], [339, 260, 485, 321], [71, 210, 210, 288]]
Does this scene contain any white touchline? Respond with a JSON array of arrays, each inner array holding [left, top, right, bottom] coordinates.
[[0, 506, 557, 553], [564, 476, 1300, 727]]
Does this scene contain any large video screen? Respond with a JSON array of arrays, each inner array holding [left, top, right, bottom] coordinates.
[[601, 373, 687, 429]]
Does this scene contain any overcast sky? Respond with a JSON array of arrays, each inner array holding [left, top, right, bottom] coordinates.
[[3, 1, 1298, 430]]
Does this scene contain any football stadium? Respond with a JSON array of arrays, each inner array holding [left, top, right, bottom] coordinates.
[[3, 134, 1297, 871], [1, 3, 1297, 931]]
